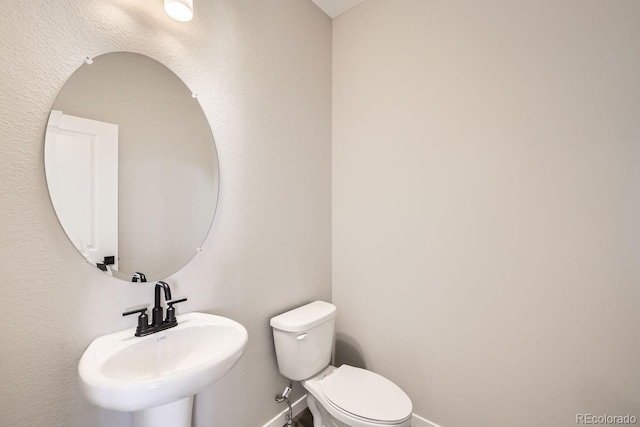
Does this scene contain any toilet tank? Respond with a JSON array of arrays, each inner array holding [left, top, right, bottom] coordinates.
[[270, 301, 337, 381]]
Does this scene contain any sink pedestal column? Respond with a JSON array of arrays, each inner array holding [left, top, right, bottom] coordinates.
[[133, 396, 194, 427]]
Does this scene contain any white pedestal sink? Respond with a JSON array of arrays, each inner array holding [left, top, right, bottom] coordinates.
[[78, 312, 248, 427]]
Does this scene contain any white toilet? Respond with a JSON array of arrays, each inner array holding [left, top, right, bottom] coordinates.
[[270, 301, 412, 427]]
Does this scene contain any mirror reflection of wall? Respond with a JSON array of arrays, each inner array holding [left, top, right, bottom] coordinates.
[[45, 52, 219, 282]]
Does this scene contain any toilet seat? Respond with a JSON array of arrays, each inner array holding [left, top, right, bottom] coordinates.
[[319, 365, 412, 424]]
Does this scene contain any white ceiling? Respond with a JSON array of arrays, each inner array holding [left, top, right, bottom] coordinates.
[[311, 0, 368, 18]]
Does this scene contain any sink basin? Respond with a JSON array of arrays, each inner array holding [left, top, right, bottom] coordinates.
[[79, 312, 248, 416]]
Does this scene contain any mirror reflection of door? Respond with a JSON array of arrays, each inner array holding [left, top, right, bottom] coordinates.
[[45, 110, 119, 273]]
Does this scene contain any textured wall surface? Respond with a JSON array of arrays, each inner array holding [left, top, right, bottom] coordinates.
[[333, 0, 640, 426], [0, 1, 331, 426]]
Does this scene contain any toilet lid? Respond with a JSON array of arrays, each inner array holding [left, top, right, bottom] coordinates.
[[320, 365, 412, 423]]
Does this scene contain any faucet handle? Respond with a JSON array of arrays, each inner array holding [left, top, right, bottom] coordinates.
[[166, 298, 187, 306], [165, 298, 187, 323], [123, 307, 150, 335], [122, 307, 148, 317]]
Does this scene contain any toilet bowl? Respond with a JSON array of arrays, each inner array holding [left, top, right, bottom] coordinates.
[[304, 365, 412, 427], [270, 301, 412, 427]]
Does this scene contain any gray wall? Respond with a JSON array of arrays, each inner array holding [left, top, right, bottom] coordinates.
[[0, 1, 331, 426], [333, 0, 640, 426]]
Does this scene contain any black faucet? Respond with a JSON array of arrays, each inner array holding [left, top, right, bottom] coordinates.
[[152, 281, 172, 326], [122, 281, 188, 337], [132, 272, 147, 282]]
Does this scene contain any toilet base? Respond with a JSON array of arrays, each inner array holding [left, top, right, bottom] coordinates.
[[307, 393, 343, 427]]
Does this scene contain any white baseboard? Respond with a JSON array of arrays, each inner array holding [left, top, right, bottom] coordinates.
[[412, 413, 443, 427], [262, 394, 308, 427], [262, 396, 442, 427]]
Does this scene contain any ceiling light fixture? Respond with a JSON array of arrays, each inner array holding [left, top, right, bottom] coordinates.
[[164, 0, 193, 22]]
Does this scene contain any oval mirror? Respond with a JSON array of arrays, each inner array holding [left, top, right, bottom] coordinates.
[[44, 52, 219, 283]]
